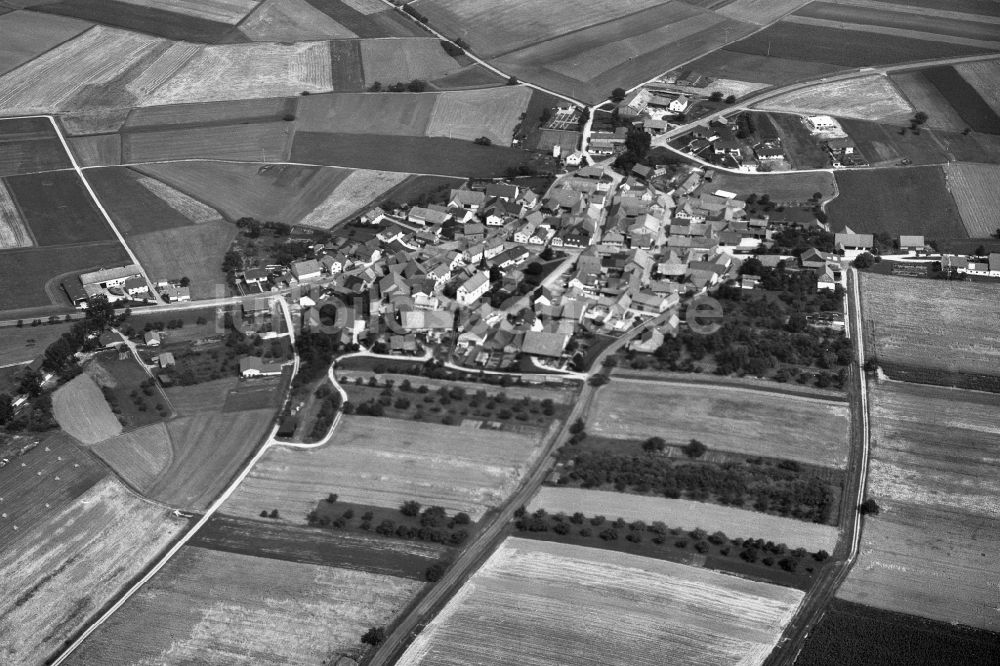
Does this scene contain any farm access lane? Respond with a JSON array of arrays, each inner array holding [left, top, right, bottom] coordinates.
[[368, 309, 677, 665], [763, 267, 873, 666]]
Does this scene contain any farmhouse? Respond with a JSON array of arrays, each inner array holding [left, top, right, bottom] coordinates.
[[80, 265, 142, 289], [899, 235, 925, 253], [239, 356, 285, 378], [805, 115, 843, 134], [291, 259, 322, 281], [835, 232, 874, 257], [521, 331, 568, 359], [457, 272, 489, 306], [668, 95, 690, 113]]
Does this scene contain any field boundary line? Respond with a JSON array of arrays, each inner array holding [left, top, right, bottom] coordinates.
[[28, 115, 164, 303], [611, 373, 849, 403]]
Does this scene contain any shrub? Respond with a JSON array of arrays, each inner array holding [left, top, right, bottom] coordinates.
[[401, 500, 421, 516], [682, 438, 707, 458], [425, 563, 446, 582], [361, 626, 386, 647]]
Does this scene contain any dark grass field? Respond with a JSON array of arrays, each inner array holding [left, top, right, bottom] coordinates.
[[5, 170, 114, 246], [36, 0, 242, 42], [303, 0, 425, 38], [0, 320, 76, 366], [796, 598, 1000, 666], [86, 167, 196, 236], [768, 113, 830, 169], [124, 97, 297, 130], [0, 117, 72, 177], [796, 1, 1000, 43], [429, 63, 506, 90], [222, 372, 289, 412], [369, 173, 464, 208], [681, 50, 840, 87], [828, 167, 967, 240], [91, 350, 169, 429], [0, 241, 130, 312], [193, 514, 448, 580], [328, 39, 364, 89], [867, 0, 1000, 16], [922, 65, 1000, 134], [127, 221, 236, 299], [291, 132, 536, 177], [839, 118, 951, 166], [938, 130, 1000, 164], [726, 21, 995, 68]]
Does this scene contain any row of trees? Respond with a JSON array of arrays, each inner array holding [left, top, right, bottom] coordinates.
[[560, 450, 836, 524]]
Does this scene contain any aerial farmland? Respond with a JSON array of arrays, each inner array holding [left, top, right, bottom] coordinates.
[[1, 0, 999, 663]]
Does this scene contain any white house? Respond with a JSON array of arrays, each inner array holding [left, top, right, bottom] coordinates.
[[805, 115, 843, 134], [239, 356, 285, 377], [457, 272, 490, 306], [668, 94, 689, 113], [291, 259, 322, 281]]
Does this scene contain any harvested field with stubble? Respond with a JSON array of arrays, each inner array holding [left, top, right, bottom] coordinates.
[[890, 71, 969, 132], [142, 41, 333, 106], [426, 86, 532, 146], [87, 167, 207, 234], [0, 477, 184, 666], [125, 96, 296, 130], [89, 422, 173, 493], [136, 161, 351, 224], [151, 408, 275, 510], [754, 75, 912, 121], [136, 175, 223, 223], [944, 162, 1000, 238], [240, 0, 357, 41], [398, 537, 804, 666], [68, 134, 121, 167], [52, 374, 122, 444], [296, 91, 437, 135], [164, 378, 239, 415], [955, 58, 1000, 114], [65, 546, 423, 666], [860, 272, 1000, 390], [122, 122, 293, 163], [588, 379, 850, 468], [298, 169, 408, 227], [530, 487, 839, 552], [224, 415, 548, 521], [0, 180, 32, 249]]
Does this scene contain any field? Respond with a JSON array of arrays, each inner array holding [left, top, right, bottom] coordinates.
[[398, 537, 804, 666], [725, 21, 995, 70], [0, 241, 131, 312], [5, 170, 115, 246], [791, 1, 1000, 45], [301, 0, 426, 38], [223, 415, 547, 521], [121, 121, 293, 162], [150, 408, 274, 509], [716, 0, 809, 25], [709, 170, 836, 203], [137, 161, 352, 224], [65, 545, 422, 665], [587, 379, 850, 468], [240, 0, 357, 41], [530, 486, 839, 552], [828, 167, 965, 239], [67, 134, 121, 167], [125, 96, 295, 130], [921, 65, 1000, 134], [0, 116, 72, 177], [36, 0, 248, 42], [425, 86, 532, 146], [891, 71, 971, 132], [118, 0, 258, 24], [0, 11, 92, 76], [797, 598, 1000, 666], [861, 272, 1000, 390], [338, 372, 578, 404], [164, 377, 238, 415], [298, 169, 410, 228], [89, 422, 173, 493], [839, 118, 951, 166], [754, 75, 912, 121], [0, 477, 184, 665], [0, 320, 76, 366], [359, 38, 465, 84], [0, 431, 107, 547], [52, 374, 123, 444], [126, 221, 236, 298], [142, 41, 332, 107], [0, 180, 31, 249], [768, 112, 830, 169], [955, 58, 1000, 115], [944, 162, 1000, 237], [192, 514, 449, 578], [0, 26, 168, 115], [296, 91, 438, 135], [85, 350, 169, 429], [87, 167, 204, 234], [222, 374, 288, 412], [291, 133, 534, 177], [680, 49, 840, 87], [136, 175, 222, 223]]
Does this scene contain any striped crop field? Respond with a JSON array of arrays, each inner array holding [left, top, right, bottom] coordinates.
[[117, 0, 259, 24], [530, 486, 840, 552], [954, 58, 1000, 114], [239, 0, 358, 41], [297, 169, 409, 228], [754, 75, 913, 121], [222, 415, 549, 521], [136, 175, 223, 224], [944, 162, 1000, 237], [398, 537, 804, 665], [89, 422, 173, 494], [0, 477, 184, 665], [0, 179, 32, 248], [142, 41, 333, 106], [425, 86, 532, 146], [65, 546, 423, 665], [52, 374, 123, 444]]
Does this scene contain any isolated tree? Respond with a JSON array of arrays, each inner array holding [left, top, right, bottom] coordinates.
[[269, 509, 279, 519], [859, 498, 881, 516], [400, 500, 421, 517], [425, 563, 446, 582], [724, 94, 737, 104], [507, 76, 518, 85], [407, 79, 427, 92], [913, 111, 929, 125], [975, 244, 987, 256], [642, 436, 667, 453], [473, 136, 492, 146], [588, 373, 609, 387], [682, 438, 707, 458], [709, 91, 724, 102], [368, 81, 382, 92], [179, 276, 191, 287], [611, 87, 627, 102], [361, 626, 387, 647]]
